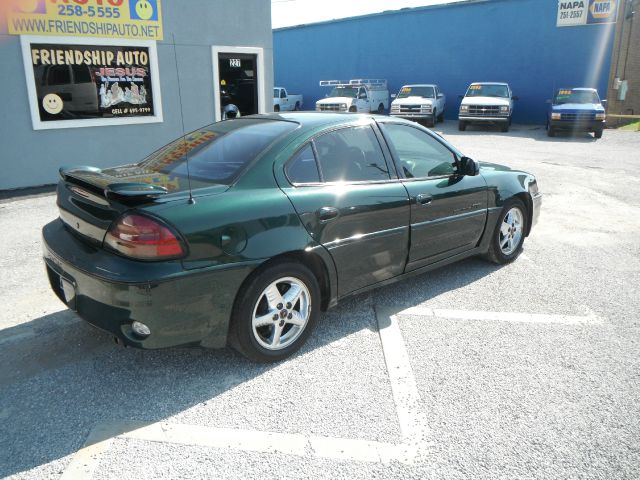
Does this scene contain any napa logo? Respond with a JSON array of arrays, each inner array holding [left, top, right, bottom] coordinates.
[[589, 0, 615, 18], [560, 1, 585, 8]]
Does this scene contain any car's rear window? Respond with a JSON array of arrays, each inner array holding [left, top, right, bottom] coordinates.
[[138, 119, 297, 185]]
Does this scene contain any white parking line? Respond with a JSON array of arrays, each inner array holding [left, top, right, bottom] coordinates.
[[60, 306, 431, 476], [399, 306, 603, 325], [65, 303, 599, 475], [375, 307, 431, 443]]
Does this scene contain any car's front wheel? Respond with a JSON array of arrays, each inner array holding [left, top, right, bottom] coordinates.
[[458, 120, 467, 131], [594, 128, 603, 139], [230, 262, 320, 362], [483, 198, 527, 264]]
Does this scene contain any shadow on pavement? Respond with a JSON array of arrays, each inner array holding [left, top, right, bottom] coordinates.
[[0, 255, 501, 478]]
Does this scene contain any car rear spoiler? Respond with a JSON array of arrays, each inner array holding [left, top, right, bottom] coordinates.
[[59, 166, 168, 204]]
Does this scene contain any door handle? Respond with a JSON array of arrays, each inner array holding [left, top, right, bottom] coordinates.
[[415, 193, 433, 205], [317, 206, 339, 221]]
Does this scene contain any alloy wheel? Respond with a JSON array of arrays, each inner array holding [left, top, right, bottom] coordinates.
[[251, 276, 311, 350], [499, 207, 523, 255]]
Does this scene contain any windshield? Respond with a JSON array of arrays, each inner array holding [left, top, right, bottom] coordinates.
[[397, 86, 435, 99], [466, 84, 509, 98], [273, 88, 279, 98], [554, 89, 600, 105], [328, 87, 357, 98], [137, 119, 297, 187]]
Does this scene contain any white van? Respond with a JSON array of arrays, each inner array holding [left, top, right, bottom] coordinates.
[[316, 79, 389, 114]]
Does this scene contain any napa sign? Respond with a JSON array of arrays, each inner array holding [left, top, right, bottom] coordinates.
[[557, 0, 618, 27]]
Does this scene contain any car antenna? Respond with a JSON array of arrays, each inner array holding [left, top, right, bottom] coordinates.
[[171, 33, 195, 205]]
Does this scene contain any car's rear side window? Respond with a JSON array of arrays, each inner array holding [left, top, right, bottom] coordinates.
[[139, 119, 297, 186], [287, 145, 320, 184], [314, 126, 390, 183]]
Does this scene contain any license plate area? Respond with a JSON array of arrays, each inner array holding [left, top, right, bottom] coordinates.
[[46, 263, 77, 311]]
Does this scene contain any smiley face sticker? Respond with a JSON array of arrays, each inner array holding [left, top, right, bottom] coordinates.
[[131, 0, 157, 21], [42, 94, 63, 115]]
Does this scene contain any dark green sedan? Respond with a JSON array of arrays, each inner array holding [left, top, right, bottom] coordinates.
[[42, 113, 541, 362]]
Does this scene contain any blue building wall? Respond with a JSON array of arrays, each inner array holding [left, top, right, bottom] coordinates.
[[274, 0, 616, 124]]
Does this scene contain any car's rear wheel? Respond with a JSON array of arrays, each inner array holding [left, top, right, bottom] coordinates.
[[230, 262, 320, 362], [294, 102, 300, 111], [458, 120, 467, 131], [483, 198, 527, 264]]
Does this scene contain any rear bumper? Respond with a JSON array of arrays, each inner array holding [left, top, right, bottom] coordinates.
[[42, 219, 257, 349], [549, 119, 604, 131]]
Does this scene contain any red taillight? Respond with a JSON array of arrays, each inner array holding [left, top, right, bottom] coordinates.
[[104, 214, 185, 260]]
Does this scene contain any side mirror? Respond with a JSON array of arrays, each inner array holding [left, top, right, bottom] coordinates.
[[391, 93, 397, 98], [512, 96, 519, 101], [459, 156, 480, 176], [601, 99, 607, 104], [437, 93, 444, 98]]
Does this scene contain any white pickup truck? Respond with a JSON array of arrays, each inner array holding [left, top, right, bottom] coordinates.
[[316, 79, 389, 114], [458, 82, 518, 132], [390, 84, 446, 127], [273, 87, 303, 112]]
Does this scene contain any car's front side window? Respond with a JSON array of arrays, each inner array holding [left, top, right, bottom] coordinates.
[[381, 123, 456, 179], [314, 126, 390, 183]]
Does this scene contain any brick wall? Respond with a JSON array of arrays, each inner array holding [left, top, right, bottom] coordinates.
[[607, 1, 640, 126]]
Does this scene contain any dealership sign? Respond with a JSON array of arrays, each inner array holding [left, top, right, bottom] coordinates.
[[557, 0, 619, 26], [8, 0, 163, 40], [21, 36, 163, 130]]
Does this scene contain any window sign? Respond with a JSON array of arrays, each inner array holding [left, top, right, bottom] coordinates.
[[21, 35, 163, 130], [229, 58, 241, 68], [557, 0, 619, 27]]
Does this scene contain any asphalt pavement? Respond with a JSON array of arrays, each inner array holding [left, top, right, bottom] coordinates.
[[0, 122, 638, 479]]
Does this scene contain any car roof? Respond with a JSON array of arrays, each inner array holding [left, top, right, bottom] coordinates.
[[245, 112, 388, 129], [401, 84, 437, 87]]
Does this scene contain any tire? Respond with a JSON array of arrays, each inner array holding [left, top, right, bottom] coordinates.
[[349, 106, 357, 113], [483, 198, 527, 265], [501, 121, 509, 132], [377, 103, 384, 114], [294, 102, 300, 111], [594, 128, 603, 139], [547, 126, 556, 137], [429, 110, 437, 127], [274, 105, 280, 112], [438, 110, 445, 123], [458, 120, 467, 131], [230, 261, 320, 363]]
